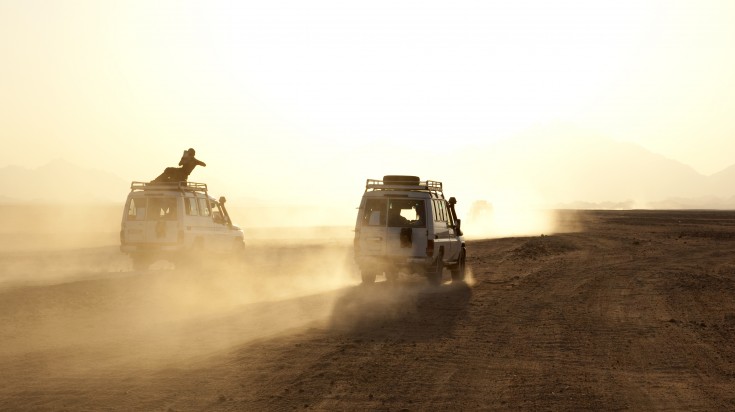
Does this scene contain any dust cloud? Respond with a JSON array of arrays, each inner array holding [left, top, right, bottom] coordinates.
[[0, 189, 566, 381], [460, 189, 583, 239], [0, 204, 126, 286], [0, 201, 364, 377], [0, 246, 368, 400], [0, 203, 121, 251]]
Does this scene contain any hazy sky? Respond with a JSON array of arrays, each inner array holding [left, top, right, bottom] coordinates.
[[2, 0, 735, 194]]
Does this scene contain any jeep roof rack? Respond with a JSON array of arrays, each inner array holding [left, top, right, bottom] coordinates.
[[365, 178, 443, 194], [130, 181, 208, 194]]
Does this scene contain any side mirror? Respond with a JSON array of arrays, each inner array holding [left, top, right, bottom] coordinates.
[[219, 196, 227, 204], [449, 197, 457, 205]]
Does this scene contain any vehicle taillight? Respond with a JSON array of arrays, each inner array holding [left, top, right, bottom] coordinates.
[[426, 239, 434, 256]]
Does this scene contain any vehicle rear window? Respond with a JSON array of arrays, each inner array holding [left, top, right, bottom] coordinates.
[[388, 199, 426, 228], [147, 197, 177, 220], [363, 199, 387, 226], [127, 197, 146, 220]]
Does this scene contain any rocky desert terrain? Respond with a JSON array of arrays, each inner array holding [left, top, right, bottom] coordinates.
[[1, 210, 734, 410]]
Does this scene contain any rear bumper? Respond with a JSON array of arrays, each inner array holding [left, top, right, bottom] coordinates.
[[355, 255, 431, 273], [120, 243, 182, 254]]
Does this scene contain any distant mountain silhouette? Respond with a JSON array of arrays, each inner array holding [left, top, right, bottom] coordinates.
[[647, 195, 735, 210], [711, 164, 735, 194], [0, 159, 128, 203], [2, 139, 734, 209], [454, 126, 734, 208]]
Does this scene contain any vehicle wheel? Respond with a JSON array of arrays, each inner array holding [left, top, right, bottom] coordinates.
[[132, 254, 151, 271], [361, 271, 376, 284], [385, 271, 399, 283], [451, 248, 467, 282], [426, 250, 444, 286]]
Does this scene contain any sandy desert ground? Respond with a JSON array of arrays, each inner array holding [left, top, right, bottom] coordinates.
[[1, 210, 734, 411]]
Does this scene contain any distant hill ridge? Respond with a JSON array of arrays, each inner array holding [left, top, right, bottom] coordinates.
[[1, 138, 734, 208], [0, 159, 128, 203], [454, 130, 735, 208]]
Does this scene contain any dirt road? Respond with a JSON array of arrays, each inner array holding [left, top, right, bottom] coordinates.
[[1, 210, 734, 410]]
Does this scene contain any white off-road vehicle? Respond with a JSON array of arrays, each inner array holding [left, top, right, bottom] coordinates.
[[120, 181, 244, 270], [353, 175, 466, 285]]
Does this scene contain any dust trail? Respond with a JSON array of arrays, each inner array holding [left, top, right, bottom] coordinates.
[[0, 246, 130, 288], [0, 239, 360, 378], [0, 198, 481, 379]]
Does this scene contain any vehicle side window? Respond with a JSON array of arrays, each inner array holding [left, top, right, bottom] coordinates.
[[433, 200, 448, 223], [198, 198, 211, 217], [185, 197, 199, 216], [127, 198, 146, 220], [211, 202, 226, 225], [363, 199, 387, 226], [446, 203, 456, 226]]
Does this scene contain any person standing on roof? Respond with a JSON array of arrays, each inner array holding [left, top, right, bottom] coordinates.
[[152, 148, 207, 183]]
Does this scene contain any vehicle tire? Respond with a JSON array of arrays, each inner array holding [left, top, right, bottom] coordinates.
[[361, 271, 376, 284], [426, 250, 444, 286], [451, 247, 467, 282], [385, 271, 399, 283]]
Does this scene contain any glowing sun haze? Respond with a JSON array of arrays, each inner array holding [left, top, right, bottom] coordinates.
[[2, 0, 735, 202]]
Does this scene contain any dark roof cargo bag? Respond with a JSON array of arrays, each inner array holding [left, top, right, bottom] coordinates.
[[383, 175, 420, 185]]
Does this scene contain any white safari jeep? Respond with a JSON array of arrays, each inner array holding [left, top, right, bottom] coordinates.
[[120, 181, 244, 270], [354, 175, 466, 285]]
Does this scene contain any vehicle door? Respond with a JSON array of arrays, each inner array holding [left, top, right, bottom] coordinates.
[[144, 196, 180, 244], [181, 195, 205, 248], [432, 199, 459, 261], [386, 198, 427, 258], [357, 198, 387, 256], [208, 200, 233, 251], [192, 197, 214, 252], [123, 196, 147, 244], [444, 200, 462, 261]]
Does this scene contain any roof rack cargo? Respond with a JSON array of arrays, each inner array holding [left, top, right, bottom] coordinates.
[[365, 177, 443, 193], [130, 181, 208, 194]]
